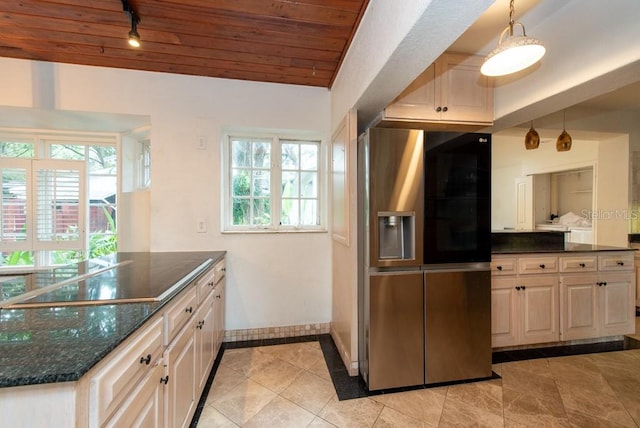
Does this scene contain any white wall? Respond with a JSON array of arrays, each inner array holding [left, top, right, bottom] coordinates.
[[0, 57, 332, 331], [491, 131, 629, 247]]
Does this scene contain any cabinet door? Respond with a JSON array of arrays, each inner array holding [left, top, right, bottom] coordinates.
[[438, 53, 493, 123], [164, 321, 196, 428], [105, 362, 165, 428], [383, 63, 439, 121], [491, 277, 518, 347], [560, 274, 598, 341], [599, 273, 635, 336], [195, 293, 215, 395], [519, 276, 559, 344], [213, 280, 226, 357]]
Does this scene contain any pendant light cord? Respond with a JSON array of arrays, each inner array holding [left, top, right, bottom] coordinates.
[[509, 0, 515, 35]]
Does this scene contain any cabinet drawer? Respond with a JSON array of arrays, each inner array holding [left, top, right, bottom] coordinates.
[[559, 256, 597, 272], [89, 316, 163, 427], [196, 267, 216, 304], [214, 259, 226, 285], [517, 256, 558, 274], [491, 257, 516, 275], [164, 286, 197, 345], [599, 253, 634, 271]]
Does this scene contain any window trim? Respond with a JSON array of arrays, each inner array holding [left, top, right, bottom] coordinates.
[[222, 129, 326, 233]]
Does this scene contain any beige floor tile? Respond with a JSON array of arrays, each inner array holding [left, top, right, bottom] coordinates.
[[196, 405, 239, 428], [307, 356, 333, 382], [444, 379, 503, 417], [319, 396, 384, 428], [502, 358, 552, 378], [219, 347, 277, 377], [210, 379, 277, 425], [491, 363, 503, 376], [439, 395, 504, 428], [548, 355, 615, 395], [258, 342, 325, 370], [246, 357, 304, 393], [503, 385, 570, 427], [371, 388, 447, 426], [206, 365, 246, 402], [556, 381, 636, 427], [565, 409, 634, 428], [308, 416, 338, 427], [243, 396, 315, 428], [500, 363, 560, 399], [281, 371, 336, 414], [373, 406, 425, 427]]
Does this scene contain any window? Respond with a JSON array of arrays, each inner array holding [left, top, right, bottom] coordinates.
[[0, 132, 118, 269], [224, 133, 324, 232]]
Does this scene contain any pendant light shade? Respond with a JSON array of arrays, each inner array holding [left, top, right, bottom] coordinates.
[[524, 122, 540, 150], [481, 0, 545, 77], [556, 111, 572, 152]]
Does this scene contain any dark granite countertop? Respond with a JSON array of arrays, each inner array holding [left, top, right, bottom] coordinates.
[[0, 251, 225, 388]]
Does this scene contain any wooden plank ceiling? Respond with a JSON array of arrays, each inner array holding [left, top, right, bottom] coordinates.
[[0, 0, 370, 88]]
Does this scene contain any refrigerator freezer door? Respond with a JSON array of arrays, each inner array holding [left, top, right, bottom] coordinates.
[[424, 269, 492, 384], [367, 272, 424, 390]]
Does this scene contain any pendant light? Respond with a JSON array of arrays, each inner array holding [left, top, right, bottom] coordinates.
[[524, 121, 540, 150], [556, 110, 572, 152], [480, 0, 546, 77]]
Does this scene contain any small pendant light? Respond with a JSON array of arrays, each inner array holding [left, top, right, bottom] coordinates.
[[524, 121, 540, 150], [556, 110, 572, 152]]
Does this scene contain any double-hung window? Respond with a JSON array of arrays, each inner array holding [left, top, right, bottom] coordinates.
[[225, 133, 324, 232]]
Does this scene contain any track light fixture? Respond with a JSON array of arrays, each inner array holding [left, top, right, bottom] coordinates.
[[122, 0, 141, 48]]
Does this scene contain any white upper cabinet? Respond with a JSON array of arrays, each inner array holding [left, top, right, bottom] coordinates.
[[383, 53, 494, 127]]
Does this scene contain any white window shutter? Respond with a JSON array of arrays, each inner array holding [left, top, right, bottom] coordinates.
[[0, 159, 31, 251], [33, 159, 86, 250]]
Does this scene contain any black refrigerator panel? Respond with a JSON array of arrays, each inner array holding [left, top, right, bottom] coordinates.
[[423, 132, 491, 264]]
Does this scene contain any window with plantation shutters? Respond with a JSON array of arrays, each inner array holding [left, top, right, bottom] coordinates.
[[0, 159, 85, 253], [34, 160, 85, 250], [1, 159, 30, 250]]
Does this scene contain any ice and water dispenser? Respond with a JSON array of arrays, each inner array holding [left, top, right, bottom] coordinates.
[[377, 212, 416, 261]]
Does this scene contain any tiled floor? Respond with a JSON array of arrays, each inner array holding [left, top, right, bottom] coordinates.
[[196, 321, 640, 427]]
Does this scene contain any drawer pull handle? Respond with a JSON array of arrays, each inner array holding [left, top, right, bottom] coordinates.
[[160, 375, 169, 384], [539, 264, 545, 269], [496, 266, 503, 271], [515, 286, 521, 291], [139, 354, 151, 365], [521, 285, 526, 290], [602, 281, 607, 286], [579, 263, 586, 268], [185, 306, 193, 313], [617, 261, 624, 266], [197, 320, 205, 329], [216, 294, 221, 299], [436, 106, 442, 112], [222, 268, 226, 272], [209, 281, 215, 287], [597, 281, 608, 287]]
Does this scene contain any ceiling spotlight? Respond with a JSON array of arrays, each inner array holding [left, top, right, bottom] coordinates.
[[122, 0, 141, 48], [480, 0, 545, 77]]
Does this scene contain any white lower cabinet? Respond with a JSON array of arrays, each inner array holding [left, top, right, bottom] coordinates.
[[561, 272, 635, 340], [86, 257, 226, 428], [164, 319, 197, 428], [491, 275, 559, 347], [196, 291, 216, 394], [492, 251, 635, 348], [104, 361, 165, 428]]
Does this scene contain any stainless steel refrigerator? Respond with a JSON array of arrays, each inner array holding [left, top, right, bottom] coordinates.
[[358, 128, 492, 391]]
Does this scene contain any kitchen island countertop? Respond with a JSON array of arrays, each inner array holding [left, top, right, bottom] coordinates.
[[0, 251, 225, 388], [492, 243, 636, 254]]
